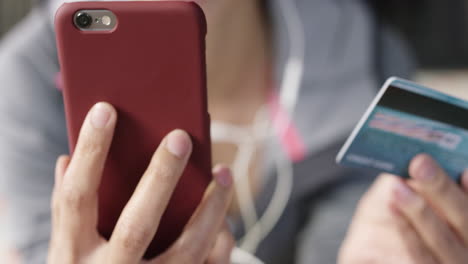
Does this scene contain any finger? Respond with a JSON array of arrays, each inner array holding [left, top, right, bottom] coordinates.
[[352, 174, 401, 221], [58, 102, 117, 234], [408, 154, 468, 245], [461, 170, 468, 193], [55, 155, 70, 188], [108, 130, 193, 263], [206, 224, 235, 264], [344, 175, 437, 264], [63, 102, 117, 196], [51, 155, 71, 227], [1, 248, 22, 264], [389, 203, 439, 264], [396, 218, 439, 264], [168, 166, 233, 264], [393, 181, 468, 263], [52, 155, 71, 208]]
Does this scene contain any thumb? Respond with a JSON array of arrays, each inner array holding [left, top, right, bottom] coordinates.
[[354, 174, 401, 221]]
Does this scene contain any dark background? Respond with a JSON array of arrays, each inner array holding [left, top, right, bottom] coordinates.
[[1, 0, 468, 69], [371, 0, 468, 69], [0, 0, 34, 37]]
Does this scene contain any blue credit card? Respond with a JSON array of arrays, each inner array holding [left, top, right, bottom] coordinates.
[[336, 77, 468, 182]]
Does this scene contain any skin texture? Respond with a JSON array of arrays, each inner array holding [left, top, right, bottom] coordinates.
[[339, 154, 468, 264], [47, 103, 235, 264], [48, 1, 468, 263], [49, 1, 269, 262]]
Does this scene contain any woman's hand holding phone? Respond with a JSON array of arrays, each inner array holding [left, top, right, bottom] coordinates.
[[339, 155, 468, 264], [47, 103, 234, 264]]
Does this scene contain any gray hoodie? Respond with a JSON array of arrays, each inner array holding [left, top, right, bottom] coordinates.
[[0, 0, 413, 263]]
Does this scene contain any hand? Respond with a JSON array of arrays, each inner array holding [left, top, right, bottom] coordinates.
[[393, 154, 468, 263], [339, 154, 468, 264], [47, 102, 235, 264]]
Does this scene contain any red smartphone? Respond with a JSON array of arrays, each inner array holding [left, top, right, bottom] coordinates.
[[55, 1, 211, 259]]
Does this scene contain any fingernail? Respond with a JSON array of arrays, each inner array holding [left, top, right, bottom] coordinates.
[[412, 155, 437, 181], [394, 181, 416, 203], [214, 166, 232, 188], [90, 103, 112, 129], [165, 130, 191, 158]]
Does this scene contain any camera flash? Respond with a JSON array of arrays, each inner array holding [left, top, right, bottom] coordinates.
[[102, 16, 112, 26]]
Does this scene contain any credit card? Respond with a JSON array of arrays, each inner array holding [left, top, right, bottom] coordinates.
[[336, 77, 468, 182]]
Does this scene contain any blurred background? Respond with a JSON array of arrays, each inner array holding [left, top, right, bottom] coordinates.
[[3, 0, 468, 92], [2, 0, 468, 68], [0, 0, 34, 37], [371, 1, 468, 100], [1, 0, 468, 262]]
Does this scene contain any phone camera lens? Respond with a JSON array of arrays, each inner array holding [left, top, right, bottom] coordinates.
[[75, 12, 92, 29]]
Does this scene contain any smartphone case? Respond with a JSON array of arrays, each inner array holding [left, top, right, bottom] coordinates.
[[55, 1, 210, 259]]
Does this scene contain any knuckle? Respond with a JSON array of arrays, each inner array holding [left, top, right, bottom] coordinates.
[[151, 159, 177, 184], [174, 240, 203, 264], [60, 188, 89, 212], [361, 174, 398, 205], [76, 138, 104, 159], [432, 174, 451, 195], [116, 219, 152, 253], [51, 194, 59, 213], [375, 174, 400, 193], [411, 196, 430, 219], [377, 173, 398, 184], [180, 251, 202, 264]]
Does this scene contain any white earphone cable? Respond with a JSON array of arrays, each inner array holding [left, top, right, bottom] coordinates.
[[215, 0, 306, 261], [237, 0, 305, 254], [278, 0, 306, 117]]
